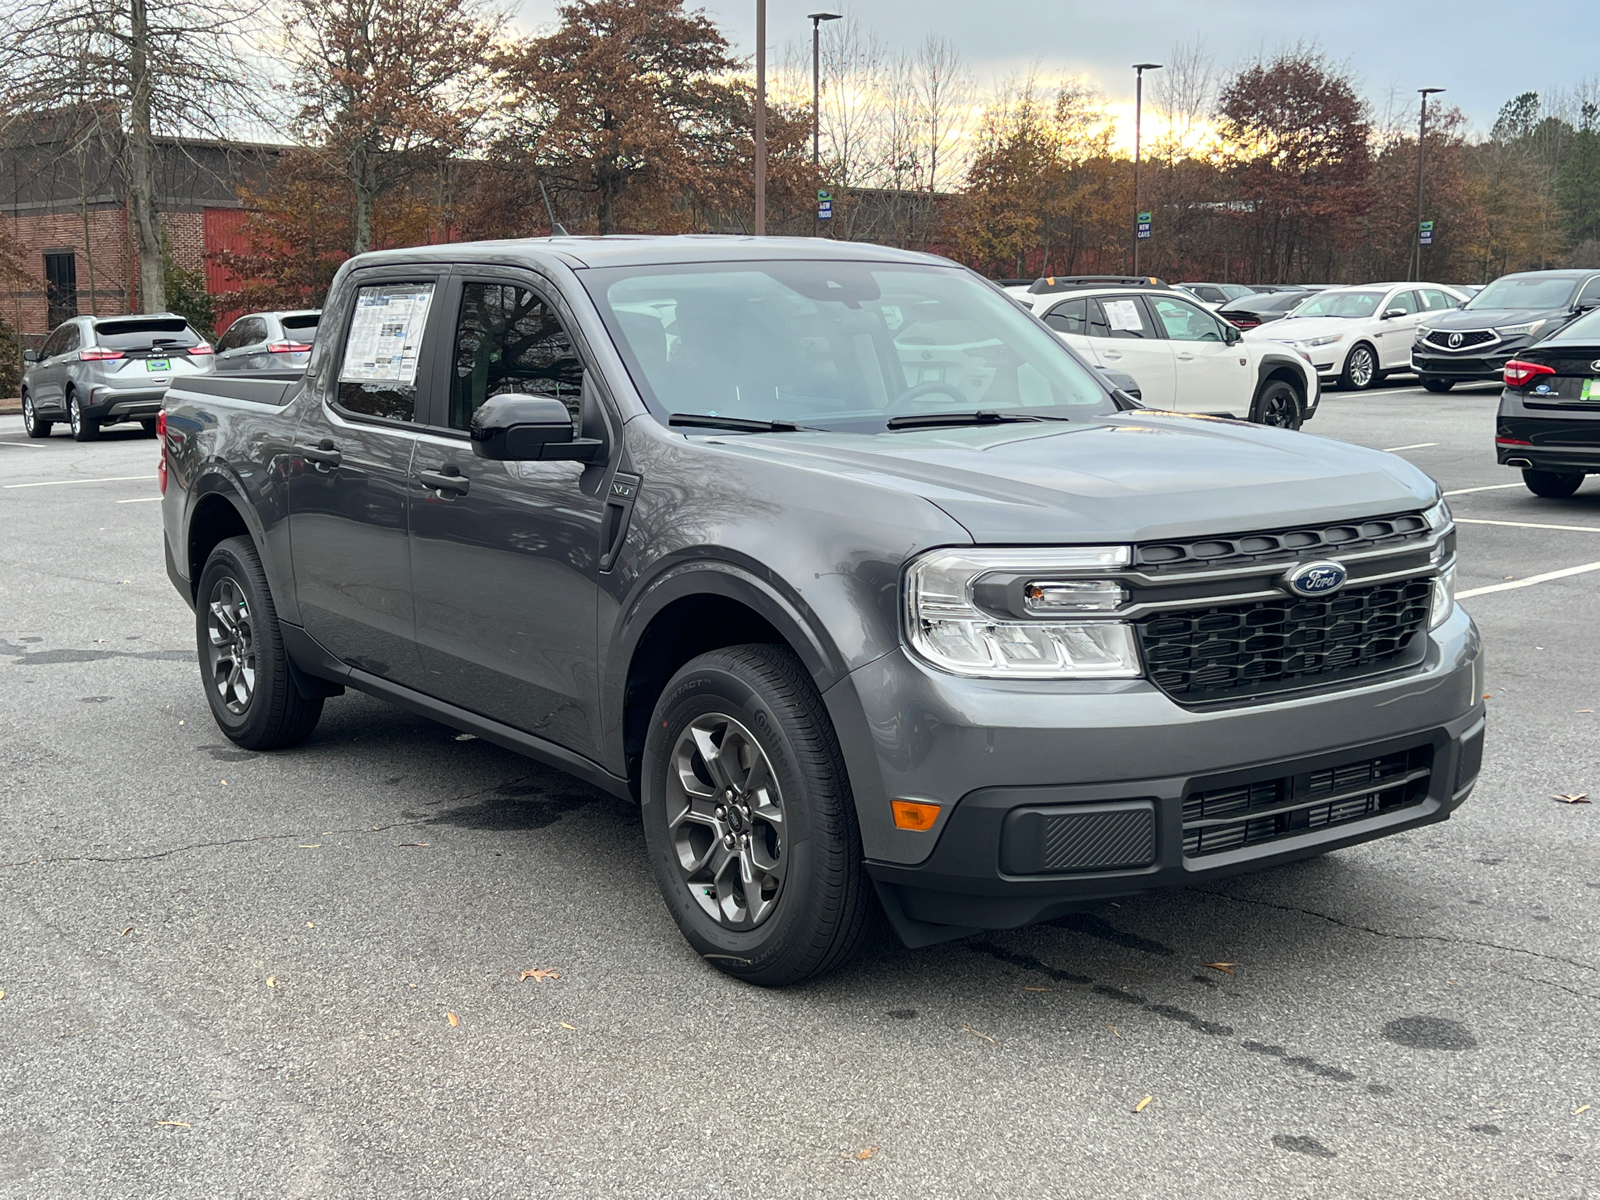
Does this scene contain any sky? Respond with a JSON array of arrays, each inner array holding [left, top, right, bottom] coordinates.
[[511, 0, 1600, 146]]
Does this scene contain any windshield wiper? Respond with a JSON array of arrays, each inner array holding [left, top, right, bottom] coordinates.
[[668, 413, 817, 432], [885, 410, 1068, 430]]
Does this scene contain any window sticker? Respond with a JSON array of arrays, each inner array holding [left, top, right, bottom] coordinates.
[[339, 283, 435, 386], [1102, 299, 1144, 332]]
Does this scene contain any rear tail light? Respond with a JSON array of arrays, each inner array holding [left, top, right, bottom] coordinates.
[[1495, 436, 1533, 446], [1503, 359, 1555, 388], [79, 347, 123, 361], [187, 343, 213, 356], [156, 410, 168, 495], [266, 340, 312, 353]]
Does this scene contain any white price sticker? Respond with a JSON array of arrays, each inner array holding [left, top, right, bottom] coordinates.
[[339, 283, 435, 386], [1102, 299, 1144, 333]]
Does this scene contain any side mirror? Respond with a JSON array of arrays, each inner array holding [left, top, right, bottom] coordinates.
[[1222, 324, 1242, 344], [470, 391, 604, 462], [22, 349, 38, 363], [1382, 307, 1407, 320], [1578, 298, 1600, 312]]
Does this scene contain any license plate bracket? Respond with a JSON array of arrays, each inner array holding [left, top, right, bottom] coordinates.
[[146, 358, 170, 371]]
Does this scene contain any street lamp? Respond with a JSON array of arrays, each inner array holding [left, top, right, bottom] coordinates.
[[1132, 62, 1162, 276], [808, 12, 842, 237], [1414, 87, 1445, 281], [754, 0, 768, 235]]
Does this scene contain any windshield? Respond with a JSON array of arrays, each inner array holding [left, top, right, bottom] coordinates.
[[1466, 276, 1578, 311], [1287, 290, 1385, 319], [94, 318, 201, 350], [584, 261, 1116, 431]]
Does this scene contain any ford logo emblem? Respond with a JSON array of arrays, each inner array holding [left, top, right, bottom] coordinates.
[[1284, 560, 1347, 598], [1448, 332, 1464, 348]]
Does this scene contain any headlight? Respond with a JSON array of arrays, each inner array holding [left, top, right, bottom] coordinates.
[[1422, 498, 1452, 531], [905, 547, 1143, 678], [1304, 334, 1344, 348], [1429, 561, 1456, 629], [1495, 319, 1546, 338]]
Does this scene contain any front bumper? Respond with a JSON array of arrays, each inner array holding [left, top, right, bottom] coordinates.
[[1411, 349, 1514, 382], [829, 605, 1483, 938]]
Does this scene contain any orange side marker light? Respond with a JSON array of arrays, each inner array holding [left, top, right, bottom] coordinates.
[[891, 800, 942, 831]]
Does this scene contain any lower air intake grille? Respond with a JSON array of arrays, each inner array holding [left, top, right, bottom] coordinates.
[[1137, 578, 1433, 703], [1183, 745, 1433, 857]]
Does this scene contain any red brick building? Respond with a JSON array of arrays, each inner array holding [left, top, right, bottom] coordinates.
[[2, 110, 281, 338]]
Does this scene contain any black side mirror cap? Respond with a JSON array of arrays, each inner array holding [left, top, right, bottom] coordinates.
[[470, 391, 604, 462]]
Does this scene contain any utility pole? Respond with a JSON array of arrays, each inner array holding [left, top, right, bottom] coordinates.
[[808, 12, 841, 237], [1132, 63, 1161, 277], [1414, 87, 1445, 281], [754, 0, 767, 235]]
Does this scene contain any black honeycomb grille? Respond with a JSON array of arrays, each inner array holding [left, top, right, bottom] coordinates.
[[1134, 513, 1430, 573], [1183, 745, 1433, 857], [1423, 329, 1496, 351], [1137, 578, 1433, 703]]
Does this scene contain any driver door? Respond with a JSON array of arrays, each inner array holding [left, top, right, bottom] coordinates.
[[1376, 289, 1422, 369]]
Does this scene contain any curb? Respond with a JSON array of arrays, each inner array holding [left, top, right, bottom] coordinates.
[[0, 398, 20, 416]]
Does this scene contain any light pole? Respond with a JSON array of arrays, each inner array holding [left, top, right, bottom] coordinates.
[[1131, 62, 1161, 276], [754, 0, 767, 235], [809, 12, 841, 237], [1414, 87, 1445, 281]]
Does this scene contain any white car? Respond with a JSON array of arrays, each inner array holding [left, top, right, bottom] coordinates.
[[1244, 282, 1469, 391], [1015, 281, 1321, 427]]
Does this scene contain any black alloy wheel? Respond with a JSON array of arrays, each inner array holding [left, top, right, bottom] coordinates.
[[1522, 469, 1585, 499], [21, 391, 52, 438], [196, 535, 324, 749], [1250, 379, 1303, 429], [1421, 377, 1454, 393], [68, 390, 98, 442], [641, 644, 872, 987], [1340, 343, 1378, 391]]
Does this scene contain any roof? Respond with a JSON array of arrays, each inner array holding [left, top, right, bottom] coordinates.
[[349, 235, 953, 272]]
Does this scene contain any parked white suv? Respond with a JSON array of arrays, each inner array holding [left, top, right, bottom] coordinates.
[[1011, 279, 1320, 427], [1245, 283, 1469, 391]]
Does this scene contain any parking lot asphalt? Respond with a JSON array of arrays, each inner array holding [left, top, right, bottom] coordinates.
[[0, 385, 1596, 1199]]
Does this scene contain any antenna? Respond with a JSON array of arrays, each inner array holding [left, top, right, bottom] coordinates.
[[538, 179, 569, 237]]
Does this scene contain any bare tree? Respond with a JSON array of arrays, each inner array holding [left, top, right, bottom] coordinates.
[[0, 0, 269, 312], [1150, 39, 1217, 163], [914, 35, 973, 196]]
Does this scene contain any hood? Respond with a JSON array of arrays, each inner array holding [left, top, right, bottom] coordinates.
[[1245, 316, 1355, 342], [698, 413, 1437, 544], [1425, 306, 1569, 331]]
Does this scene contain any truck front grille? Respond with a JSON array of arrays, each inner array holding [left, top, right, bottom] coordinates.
[[1183, 745, 1433, 857], [1137, 578, 1432, 703], [1133, 512, 1430, 573]]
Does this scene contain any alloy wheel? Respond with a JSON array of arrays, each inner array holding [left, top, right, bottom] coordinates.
[[205, 576, 257, 715], [22, 393, 38, 435], [665, 712, 787, 930], [1259, 388, 1298, 427], [69, 396, 81, 437], [1347, 347, 1375, 388]]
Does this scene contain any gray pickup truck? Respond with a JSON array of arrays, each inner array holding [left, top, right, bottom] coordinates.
[[160, 237, 1485, 985]]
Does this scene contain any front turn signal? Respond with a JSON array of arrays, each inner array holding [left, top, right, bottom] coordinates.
[[891, 799, 942, 831]]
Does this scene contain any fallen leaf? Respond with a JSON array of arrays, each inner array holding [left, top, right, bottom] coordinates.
[[396, 842, 429, 847], [844, 1146, 879, 1161], [306, 921, 315, 928], [1204, 962, 1237, 974], [961, 1025, 997, 1045], [446, 1012, 459, 1027], [0, 989, 5, 1001], [265, 976, 276, 988], [1133, 1095, 1153, 1113], [1579, 710, 1593, 714], [519, 969, 560, 982], [1576, 1105, 1592, 1116], [1448, 980, 1461, 986], [1553, 794, 1591, 805], [1482, 693, 1491, 700], [220, 780, 227, 786], [298, 844, 321, 849], [156, 1120, 191, 1128], [1102, 1021, 1123, 1039], [454, 733, 477, 742], [558, 1022, 576, 1030], [1022, 986, 1052, 992], [120, 926, 134, 937]]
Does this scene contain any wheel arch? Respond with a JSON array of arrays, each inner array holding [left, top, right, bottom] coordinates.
[[185, 473, 267, 603]]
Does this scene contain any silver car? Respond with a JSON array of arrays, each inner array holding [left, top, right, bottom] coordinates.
[[212, 309, 320, 375], [21, 313, 214, 441]]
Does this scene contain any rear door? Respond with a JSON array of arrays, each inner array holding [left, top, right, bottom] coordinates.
[[215, 317, 263, 374], [286, 269, 448, 686], [1147, 293, 1248, 413], [405, 271, 613, 757], [1087, 294, 1176, 407]]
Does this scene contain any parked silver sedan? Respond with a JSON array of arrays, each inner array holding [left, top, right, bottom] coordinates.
[[21, 313, 214, 440], [212, 309, 320, 375]]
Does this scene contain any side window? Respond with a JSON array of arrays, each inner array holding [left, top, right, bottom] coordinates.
[[237, 317, 267, 346], [336, 281, 437, 422], [1194, 286, 1224, 304], [1092, 296, 1156, 340], [1387, 290, 1420, 315], [1422, 289, 1457, 312], [448, 282, 584, 432], [58, 324, 81, 354], [216, 322, 247, 353], [1578, 277, 1600, 306], [1043, 298, 1089, 335], [39, 327, 66, 358], [1150, 296, 1224, 342]]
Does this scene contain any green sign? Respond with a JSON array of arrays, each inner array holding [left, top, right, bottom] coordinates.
[[1419, 220, 1434, 231], [1138, 212, 1152, 223], [817, 189, 832, 201]]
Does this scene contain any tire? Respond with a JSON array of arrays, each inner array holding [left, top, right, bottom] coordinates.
[[1421, 377, 1454, 393], [195, 535, 324, 750], [640, 643, 872, 987], [67, 390, 98, 441], [1250, 378, 1303, 429], [21, 391, 52, 438], [1338, 343, 1379, 391], [1522, 469, 1584, 498]]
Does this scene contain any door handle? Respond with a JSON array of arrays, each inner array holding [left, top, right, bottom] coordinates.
[[1176, 352, 1196, 361], [299, 439, 341, 470], [1102, 349, 1123, 359], [419, 469, 470, 497]]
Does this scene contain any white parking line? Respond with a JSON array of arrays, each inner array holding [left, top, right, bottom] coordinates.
[[2, 475, 151, 489], [1381, 442, 1438, 452], [1456, 517, 1600, 533], [116, 496, 162, 504], [1459, 560, 1600, 598], [1444, 483, 1524, 496], [0, 440, 47, 449]]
